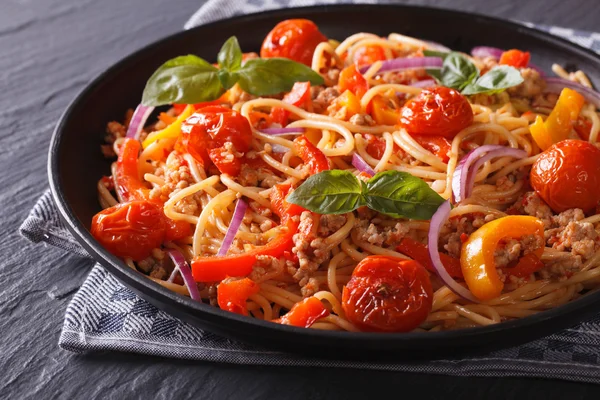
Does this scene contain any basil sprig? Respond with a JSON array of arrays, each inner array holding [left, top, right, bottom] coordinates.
[[423, 50, 523, 95], [287, 170, 445, 220], [141, 36, 324, 107]]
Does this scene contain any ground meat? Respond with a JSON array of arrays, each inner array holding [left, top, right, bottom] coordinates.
[[348, 113, 375, 126], [508, 191, 554, 228], [312, 87, 339, 114], [538, 253, 583, 281], [547, 219, 599, 259], [324, 68, 340, 87], [105, 121, 126, 144], [495, 175, 516, 191], [149, 155, 198, 212], [440, 213, 497, 258], [248, 200, 272, 218], [228, 84, 256, 104], [493, 234, 544, 268], [507, 68, 546, 99], [237, 164, 259, 187], [354, 216, 411, 248], [249, 255, 284, 283], [138, 249, 169, 280], [289, 211, 346, 296]]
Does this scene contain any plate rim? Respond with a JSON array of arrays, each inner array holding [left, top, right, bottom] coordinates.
[[47, 3, 600, 349]]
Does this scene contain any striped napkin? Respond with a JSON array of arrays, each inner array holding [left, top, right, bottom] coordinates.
[[20, 0, 600, 384]]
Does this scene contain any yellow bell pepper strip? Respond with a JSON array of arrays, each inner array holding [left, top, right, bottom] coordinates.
[[529, 88, 585, 150], [333, 90, 361, 118], [370, 95, 400, 125], [460, 216, 545, 301], [142, 104, 194, 149]]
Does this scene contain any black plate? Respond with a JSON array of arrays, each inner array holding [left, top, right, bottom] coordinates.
[[49, 4, 600, 358]]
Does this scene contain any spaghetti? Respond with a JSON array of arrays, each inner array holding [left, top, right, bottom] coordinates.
[[93, 19, 600, 333]]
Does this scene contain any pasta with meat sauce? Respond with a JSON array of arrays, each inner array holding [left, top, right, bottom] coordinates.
[[92, 19, 600, 333]]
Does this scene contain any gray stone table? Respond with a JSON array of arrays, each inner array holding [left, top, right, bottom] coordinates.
[[2, 0, 600, 398]]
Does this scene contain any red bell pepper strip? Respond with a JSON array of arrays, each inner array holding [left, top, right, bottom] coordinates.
[[396, 237, 463, 279], [292, 135, 330, 174], [217, 278, 260, 316], [270, 81, 312, 126], [274, 297, 329, 328], [499, 49, 530, 68]]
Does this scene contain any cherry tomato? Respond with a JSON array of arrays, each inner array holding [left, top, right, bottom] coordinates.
[[339, 64, 369, 98], [364, 134, 387, 159], [91, 201, 166, 261], [180, 106, 252, 175], [260, 19, 327, 66], [270, 81, 312, 127], [353, 45, 386, 68], [399, 87, 473, 138], [531, 139, 600, 214], [217, 278, 260, 316], [342, 256, 432, 332], [499, 49, 530, 68], [411, 134, 451, 162]]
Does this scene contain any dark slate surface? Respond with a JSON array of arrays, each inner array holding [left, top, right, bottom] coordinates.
[[2, 0, 600, 398]]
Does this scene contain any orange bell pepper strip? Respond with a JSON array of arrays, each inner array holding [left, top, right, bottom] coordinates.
[[370, 95, 400, 125], [499, 49, 530, 68], [397, 238, 463, 279], [274, 297, 329, 328], [332, 90, 361, 118], [460, 216, 545, 301], [270, 81, 312, 126], [293, 135, 331, 174], [115, 138, 191, 241], [339, 64, 369, 98], [530, 88, 585, 150], [217, 278, 260, 316]]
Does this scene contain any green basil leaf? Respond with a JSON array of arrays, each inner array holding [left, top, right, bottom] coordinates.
[[218, 36, 242, 72], [423, 50, 449, 60], [236, 58, 324, 96], [287, 170, 365, 214], [218, 69, 239, 90], [364, 171, 445, 220], [439, 52, 479, 91], [141, 55, 223, 106], [461, 65, 524, 95]]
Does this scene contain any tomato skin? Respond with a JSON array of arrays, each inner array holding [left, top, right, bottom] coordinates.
[[531, 139, 600, 214], [499, 49, 530, 68], [270, 81, 312, 127], [91, 201, 166, 261], [260, 19, 327, 66], [353, 45, 387, 68], [399, 87, 473, 139], [292, 135, 330, 174], [342, 256, 432, 332], [364, 134, 387, 159], [180, 106, 252, 175], [411, 134, 451, 162]]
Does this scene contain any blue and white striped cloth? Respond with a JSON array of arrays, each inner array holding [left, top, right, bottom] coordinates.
[[20, 0, 600, 384]]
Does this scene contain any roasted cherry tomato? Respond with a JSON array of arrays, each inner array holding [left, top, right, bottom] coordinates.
[[260, 19, 327, 66], [180, 106, 252, 175], [364, 134, 387, 159], [342, 256, 432, 332], [91, 201, 166, 261], [530, 139, 600, 214], [411, 134, 452, 162], [339, 64, 369, 98], [499, 49, 530, 68], [353, 45, 387, 68], [217, 278, 260, 316], [399, 87, 473, 138]]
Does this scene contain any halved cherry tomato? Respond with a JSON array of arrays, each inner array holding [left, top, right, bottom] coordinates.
[[399, 87, 473, 139], [270, 81, 312, 127], [364, 134, 387, 159], [531, 139, 600, 214], [293, 135, 330, 174], [260, 19, 327, 66], [180, 106, 252, 175], [499, 49, 530, 68], [396, 237, 463, 278], [270, 183, 305, 222], [339, 64, 369, 98], [275, 297, 329, 328], [91, 200, 166, 261], [353, 45, 387, 68], [342, 256, 433, 332], [217, 278, 260, 316], [115, 138, 151, 202], [411, 134, 451, 162]]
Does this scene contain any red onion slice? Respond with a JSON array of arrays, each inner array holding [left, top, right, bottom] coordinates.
[[126, 104, 154, 139], [166, 249, 201, 301], [260, 127, 305, 136], [351, 153, 375, 176], [471, 46, 504, 59], [465, 148, 527, 198], [452, 145, 502, 203], [217, 198, 248, 257], [358, 56, 443, 74], [270, 144, 290, 154], [544, 77, 600, 109], [428, 201, 479, 303], [410, 79, 437, 88]]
